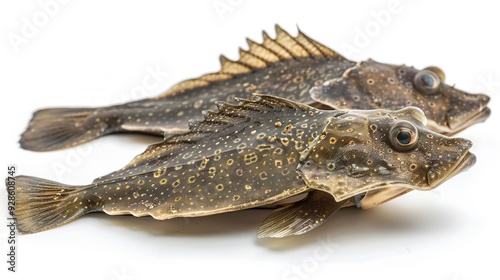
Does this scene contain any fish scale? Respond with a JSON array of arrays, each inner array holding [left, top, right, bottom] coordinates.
[[11, 95, 476, 237]]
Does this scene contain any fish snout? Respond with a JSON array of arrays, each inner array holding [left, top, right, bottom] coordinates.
[[477, 93, 490, 110], [426, 138, 475, 188], [445, 93, 491, 132]]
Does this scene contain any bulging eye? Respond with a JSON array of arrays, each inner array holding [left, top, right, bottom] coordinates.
[[414, 70, 441, 94], [424, 66, 445, 82], [389, 121, 418, 151]]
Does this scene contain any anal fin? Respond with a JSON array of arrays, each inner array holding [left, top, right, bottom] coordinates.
[[257, 191, 347, 238]]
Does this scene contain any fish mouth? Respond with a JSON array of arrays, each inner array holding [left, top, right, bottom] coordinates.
[[427, 94, 491, 135], [445, 106, 491, 134], [426, 150, 477, 188]]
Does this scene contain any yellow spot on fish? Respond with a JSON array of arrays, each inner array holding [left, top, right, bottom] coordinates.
[[215, 184, 224, 191], [188, 176, 196, 183], [174, 196, 182, 202], [154, 167, 166, 178], [283, 124, 294, 134], [273, 148, 283, 155], [199, 158, 209, 170], [259, 172, 268, 180], [237, 143, 247, 151], [226, 159, 234, 166], [172, 179, 180, 188], [327, 162, 335, 170], [244, 153, 258, 165], [209, 167, 217, 178], [281, 138, 289, 146], [329, 137, 337, 145], [160, 178, 168, 185], [275, 121, 282, 127], [245, 185, 252, 190]]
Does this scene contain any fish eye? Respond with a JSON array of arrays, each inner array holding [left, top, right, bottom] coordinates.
[[424, 66, 446, 82], [389, 121, 418, 151], [414, 70, 441, 95]]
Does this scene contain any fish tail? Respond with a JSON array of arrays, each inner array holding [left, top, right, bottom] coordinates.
[[8, 176, 102, 234], [20, 107, 109, 151]]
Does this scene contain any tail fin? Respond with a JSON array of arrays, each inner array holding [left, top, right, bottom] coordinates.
[[9, 176, 101, 234], [20, 108, 108, 151]]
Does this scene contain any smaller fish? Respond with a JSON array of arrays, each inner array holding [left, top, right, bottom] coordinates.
[[10, 95, 476, 237], [19, 26, 490, 152]]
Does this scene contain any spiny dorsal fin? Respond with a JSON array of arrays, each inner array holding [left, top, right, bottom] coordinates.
[[155, 25, 347, 99], [297, 29, 342, 59], [274, 25, 310, 58], [246, 38, 281, 62], [94, 95, 314, 182], [238, 48, 268, 68], [219, 55, 253, 74]]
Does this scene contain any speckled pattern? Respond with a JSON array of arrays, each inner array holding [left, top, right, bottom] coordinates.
[[19, 26, 490, 151], [12, 96, 476, 236]]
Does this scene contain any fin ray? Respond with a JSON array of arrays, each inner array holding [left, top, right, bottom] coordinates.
[[20, 108, 107, 151], [9, 176, 100, 234], [257, 190, 346, 238]]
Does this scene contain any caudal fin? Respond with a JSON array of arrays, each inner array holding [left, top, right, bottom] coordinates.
[[8, 176, 101, 234], [20, 108, 108, 151]]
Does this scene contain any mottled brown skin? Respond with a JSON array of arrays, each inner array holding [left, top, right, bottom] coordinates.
[[310, 59, 491, 135], [12, 96, 475, 237], [19, 26, 490, 151]]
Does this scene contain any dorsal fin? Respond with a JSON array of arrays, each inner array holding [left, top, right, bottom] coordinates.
[[155, 25, 347, 99], [274, 25, 310, 58], [238, 48, 268, 68], [94, 95, 314, 182]]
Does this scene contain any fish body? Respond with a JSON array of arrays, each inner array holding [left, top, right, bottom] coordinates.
[[12, 96, 476, 237], [20, 26, 490, 151]]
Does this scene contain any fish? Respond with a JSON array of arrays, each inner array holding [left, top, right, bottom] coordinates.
[[11, 95, 476, 237], [19, 25, 490, 151]]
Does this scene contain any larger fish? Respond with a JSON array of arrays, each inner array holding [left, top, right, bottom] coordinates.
[[20, 26, 490, 151], [12, 95, 476, 237]]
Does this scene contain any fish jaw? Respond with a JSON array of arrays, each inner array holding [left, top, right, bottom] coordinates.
[[426, 147, 476, 188], [446, 95, 491, 134]]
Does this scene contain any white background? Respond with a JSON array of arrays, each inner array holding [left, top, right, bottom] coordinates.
[[1, 1, 499, 279]]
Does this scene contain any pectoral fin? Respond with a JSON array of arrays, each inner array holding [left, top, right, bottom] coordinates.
[[257, 191, 347, 238]]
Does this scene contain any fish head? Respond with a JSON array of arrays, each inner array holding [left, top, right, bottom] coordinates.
[[310, 59, 491, 135], [297, 106, 476, 202]]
